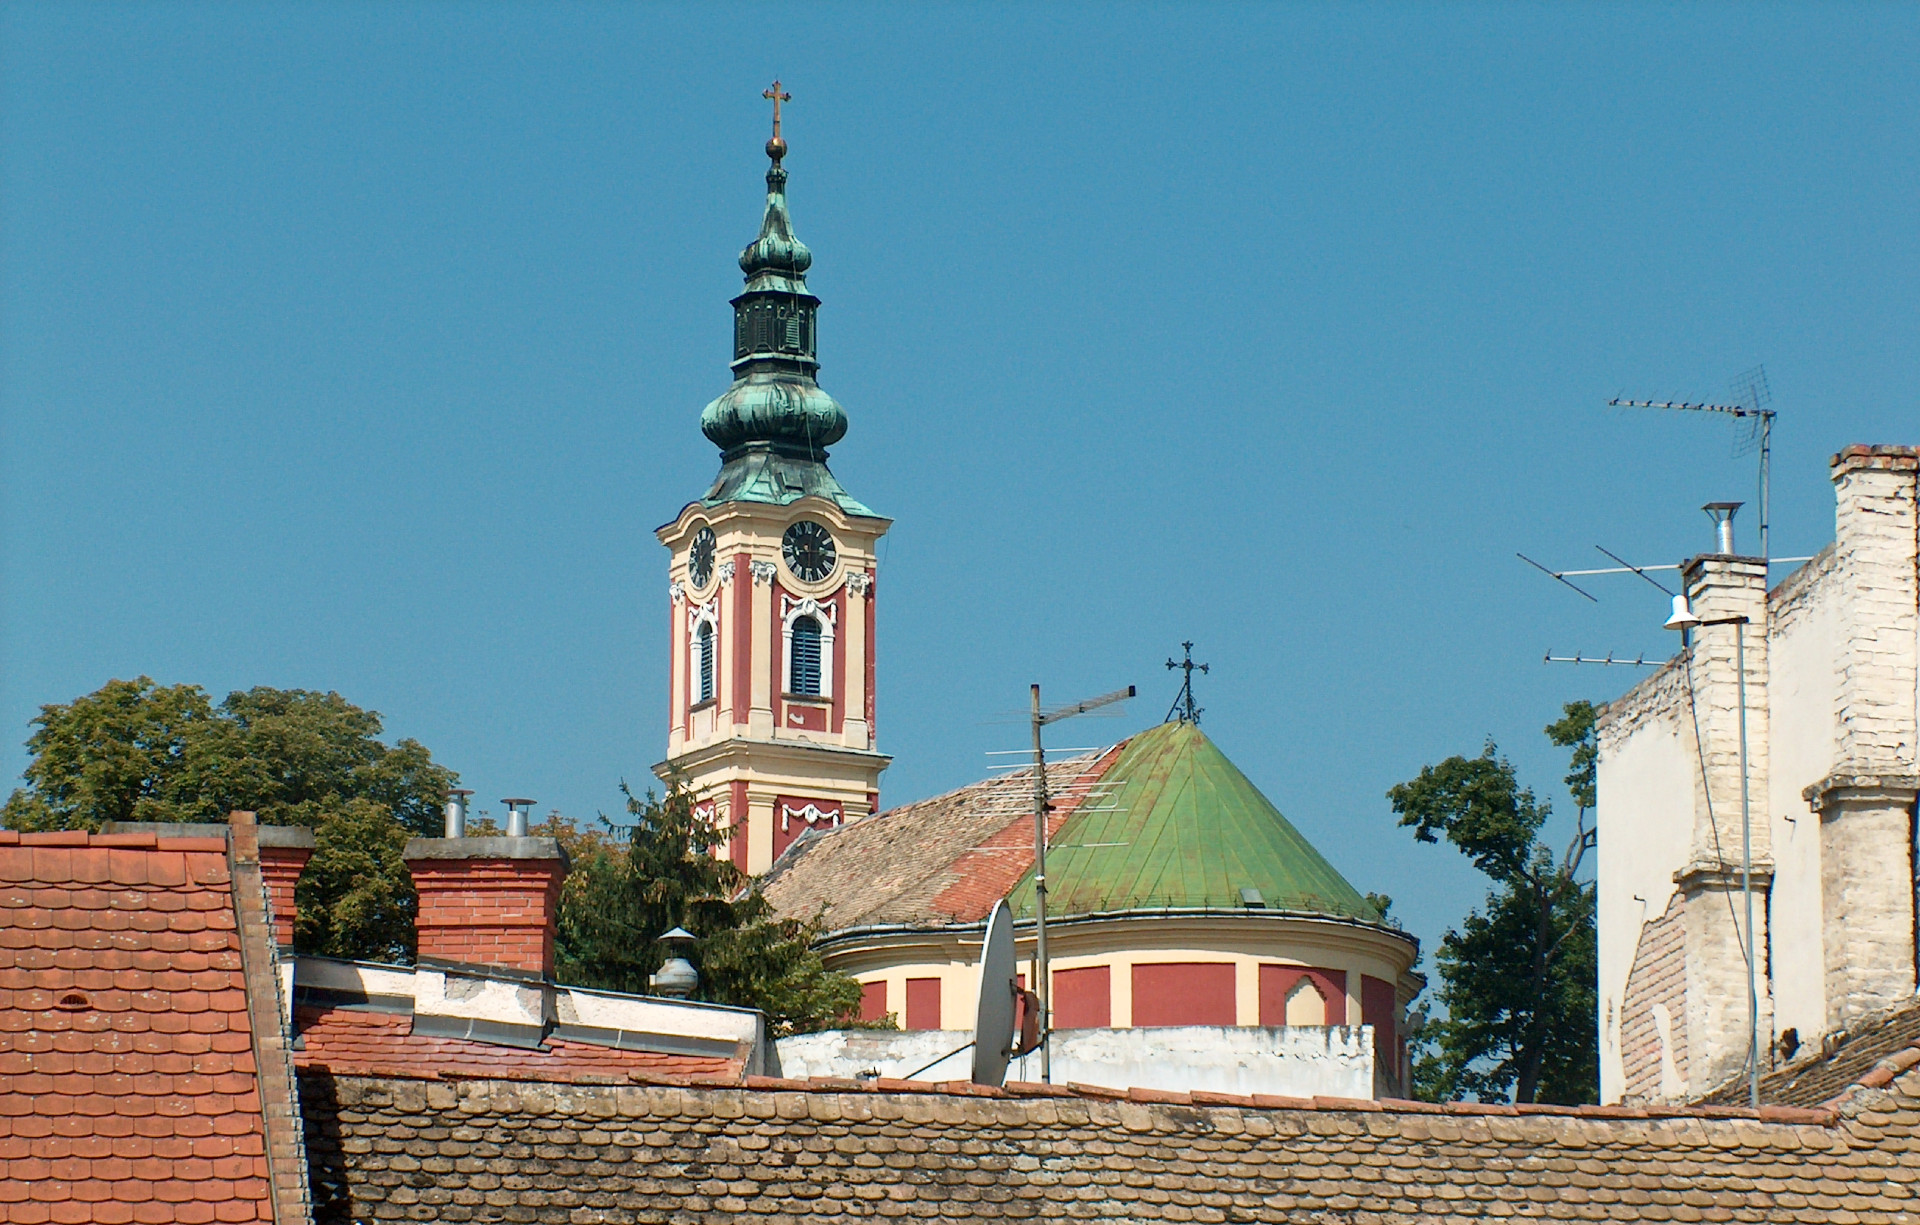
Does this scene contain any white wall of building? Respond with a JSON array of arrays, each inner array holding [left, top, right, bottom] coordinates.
[[774, 1024, 1375, 1099], [1765, 550, 1841, 1046], [1596, 666, 1697, 1103]]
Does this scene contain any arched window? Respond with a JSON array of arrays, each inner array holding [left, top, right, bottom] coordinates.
[[696, 622, 715, 703], [789, 615, 822, 695]]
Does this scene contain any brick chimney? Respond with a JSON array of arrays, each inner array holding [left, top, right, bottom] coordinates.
[[254, 821, 316, 950], [1671, 533, 1775, 1095], [404, 836, 571, 977], [1808, 446, 1920, 1033]]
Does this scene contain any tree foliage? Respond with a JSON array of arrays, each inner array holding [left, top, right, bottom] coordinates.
[[554, 783, 864, 1037], [1389, 700, 1599, 1105], [3, 677, 454, 962]]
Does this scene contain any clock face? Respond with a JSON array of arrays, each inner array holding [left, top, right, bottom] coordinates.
[[688, 527, 717, 589], [782, 520, 838, 584]]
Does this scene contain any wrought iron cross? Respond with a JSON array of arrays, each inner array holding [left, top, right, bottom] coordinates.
[[1165, 641, 1209, 724], [763, 81, 791, 139]]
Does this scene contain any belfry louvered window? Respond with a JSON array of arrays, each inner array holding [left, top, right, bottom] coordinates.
[[789, 616, 822, 696], [696, 623, 715, 703]]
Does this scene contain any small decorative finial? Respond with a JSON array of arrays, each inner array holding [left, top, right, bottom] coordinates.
[[1164, 641, 1210, 724], [763, 80, 792, 161]]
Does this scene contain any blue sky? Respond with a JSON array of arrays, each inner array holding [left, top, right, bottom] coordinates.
[[3, 3, 1916, 960]]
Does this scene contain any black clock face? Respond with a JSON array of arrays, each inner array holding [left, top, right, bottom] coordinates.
[[688, 527, 717, 588], [782, 520, 837, 584]]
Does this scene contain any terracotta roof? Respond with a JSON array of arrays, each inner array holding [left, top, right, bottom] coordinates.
[[760, 750, 1114, 930], [301, 1058, 1920, 1223], [292, 1006, 740, 1083], [0, 829, 275, 1223], [1699, 997, 1920, 1109]]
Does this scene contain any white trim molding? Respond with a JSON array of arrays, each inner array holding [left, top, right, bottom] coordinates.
[[845, 571, 872, 596], [781, 595, 838, 699], [716, 560, 737, 585], [780, 800, 843, 835], [668, 581, 686, 605], [686, 599, 720, 705], [750, 560, 778, 586]]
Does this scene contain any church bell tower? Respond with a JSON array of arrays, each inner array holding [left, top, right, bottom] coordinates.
[[655, 87, 889, 875]]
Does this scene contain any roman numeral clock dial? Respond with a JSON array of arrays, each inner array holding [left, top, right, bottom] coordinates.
[[782, 520, 837, 584]]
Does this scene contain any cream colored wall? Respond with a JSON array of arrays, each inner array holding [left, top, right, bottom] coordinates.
[[1597, 683, 1697, 1104], [829, 915, 1416, 1034], [1766, 556, 1840, 1045]]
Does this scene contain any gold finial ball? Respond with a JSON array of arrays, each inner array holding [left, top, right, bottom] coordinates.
[[766, 135, 787, 161]]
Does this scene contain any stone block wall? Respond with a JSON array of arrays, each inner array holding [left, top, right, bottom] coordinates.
[[297, 1068, 1914, 1223]]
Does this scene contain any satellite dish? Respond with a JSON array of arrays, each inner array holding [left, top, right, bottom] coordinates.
[[971, 899, 1019, 1086]]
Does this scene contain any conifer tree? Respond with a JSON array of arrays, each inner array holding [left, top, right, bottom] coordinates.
[[553, 782, 864, 1036]]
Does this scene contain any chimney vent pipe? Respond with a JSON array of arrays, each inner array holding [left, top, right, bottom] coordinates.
[[1703, 502, 1743, 555], [445, 789, 473, 838], [502, 798, 536, 838]]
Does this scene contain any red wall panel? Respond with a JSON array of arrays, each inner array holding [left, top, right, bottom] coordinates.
[[1257, 965, 1348, 1027], [1362, 974, 1397, 1063], [1130, 963, 1235, 1027], [905, 978, 942, 1031], [1052, 965, 1111, 1029], [858, 980, 888, 1024]]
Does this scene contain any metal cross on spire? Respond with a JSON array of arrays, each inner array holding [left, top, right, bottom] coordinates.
[[763, 80, 792, 159], [1165, 641, 1209, 724]]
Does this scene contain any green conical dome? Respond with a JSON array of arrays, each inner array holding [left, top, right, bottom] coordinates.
[[1006, 721, 1381, 923]]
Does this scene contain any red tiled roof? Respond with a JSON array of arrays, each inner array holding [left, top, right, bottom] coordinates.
[[0, 829, 273, 1224], [293, 1006, 740, 1083]]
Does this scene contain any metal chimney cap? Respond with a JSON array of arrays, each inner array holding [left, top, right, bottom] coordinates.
[[448, 788, 475, 798], [658, 927, 697, 944], [501, 797, 537, 806]]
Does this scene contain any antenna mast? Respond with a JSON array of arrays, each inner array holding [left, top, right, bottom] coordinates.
[[1028, 681, 1134, 1082]]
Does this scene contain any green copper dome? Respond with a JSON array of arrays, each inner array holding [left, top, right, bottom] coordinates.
[[699, 154, 849, 459], [1006, 721, 1382, 924]]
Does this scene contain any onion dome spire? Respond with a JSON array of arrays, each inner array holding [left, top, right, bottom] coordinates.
[[699, 83, 849, 462]]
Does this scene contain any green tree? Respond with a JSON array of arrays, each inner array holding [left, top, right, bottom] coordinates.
[[1388, 700, 1599, 1105], [3, 676, 455, 962], [555, 783, 864, 1036]]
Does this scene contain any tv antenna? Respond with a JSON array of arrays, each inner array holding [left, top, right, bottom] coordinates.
[[1026, 681, 1134, 1081], [1609, 365, 1777, 566], [1165, 642, 1209, 723]]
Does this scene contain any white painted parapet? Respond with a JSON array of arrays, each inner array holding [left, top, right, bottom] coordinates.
[[774, 1024, 1375, 1100]]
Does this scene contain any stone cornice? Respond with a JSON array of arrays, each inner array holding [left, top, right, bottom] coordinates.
[[1803, 772, 1920, 813], [1831, 444, 1920, 476], [1674, 863, 1776, 892]]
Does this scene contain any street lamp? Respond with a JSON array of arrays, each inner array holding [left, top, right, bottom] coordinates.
[[1665, 590, 1759, 1108]]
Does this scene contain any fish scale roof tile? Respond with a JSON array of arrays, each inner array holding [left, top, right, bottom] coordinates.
[[0, 830, 274, 1221]]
